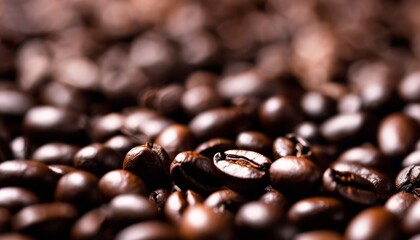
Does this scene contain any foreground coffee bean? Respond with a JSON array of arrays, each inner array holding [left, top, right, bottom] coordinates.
[[270, 156, 321, 198], [204, 189, 247, 213], [402, 200, 420, 236], [31, 142, 79, 166], [115, 221, 180, 240], [70, 207, 110, 240], [295, 230, 343, 240], [164, 190, 202, 224], [323, 162, 393, 205], [155, 124, 195, 160], [149, 188, 171, 212], [214, 149, 272, 195], [0, 187, 39, 213], [344, 207, 400, 240], [272, 134, 311, 159], [385, 192, 418, 220], [395, 165, 420, 197], [171, 151, 222, 194], [98, 170, 148, 200], [260, 189, 289, 210]]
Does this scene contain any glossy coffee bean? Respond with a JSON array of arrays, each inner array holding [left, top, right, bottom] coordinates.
[[293, 122, 324, 145], [402, 200, 420, 236], [301, 91, 336, 122], [189, 107, 251, 140], [337, 144, 388, 171], [235, 131, 272, 157], [385, 192, 418, 220], [260, 189, 289, 210], [402, 150, 420, 167], [288, 197, 346, 229], [395, 165, 420, 197], [235, 201, 283, 239], [70, 207, 110, 240], [149, 188, 172, 212], [40, 81, 89, 113], [48, 164, 77, 177], [194, 138, 236, 160], [0, 187, 39, 213], [357, 79, 397, 113], [295, 230, 343, 240], [270, 156, 321, 198], [404, 103, 420, 124], [155, 124, 195, 160], [55, 170, 103, 211], [98, 170, 148, 200], [123, 143, 171, 188], [31, 142, 79, 166], [10, 136, 32, 160], [273, 134, 311, 159], [204, 189, 247, 213], [259, 96, 303, 136], [140, 84, 184, 116], [115, 221, 180, 240], [378, 113, 419, 159], [90, 113, 125, 142], [164, 190, 202, 224], [0, 160, 57, 198], [0, 86, 34, 123], [12, 203, 78, 238], [73, 143, 123, 176], [399, 71, 420, 102], [23, 106, 87, 144], [179, 205, 234, 240], [214, 150, 272, 195], [323, 162, 393, 205], [104, 135, 138, 157], [345, 207, 400, 240], [181, 85, 225, 116], [171, 151, 222, 194]]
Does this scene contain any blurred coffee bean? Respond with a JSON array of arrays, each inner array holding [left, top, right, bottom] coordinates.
[[90, 113, 125, 142], [404, 103, 420, 124], [0, 233, 35, 240], [181, 85, 225, 116], [260, 189, 289, 210], [31, 142, 79, 166], [293, 122, 324, 145], [402, 150, 420, 167], [98, 170, 148, 200], [115, 221, 180, 240], [171, 151, 222, 194], [402, 200, 420, 236], [194, 138, 236, 160], [273, 134, 311, 159], [48, 164, 77, 177], [338, 94, 363, 114], [204, 189, 247, 213], [385, 192, 418, 220], [356, 79, 398, 113], [0, 87, 34, 119], [395, 165, 420, 197], [54, 57, 99, 91], [235, 131, 273, 157], [104, 135, 138, 157], [164, 190, 203, 224], [70, 207, 110, 240], [39, 82, 89, 113], [10, 136, 32, 160], [155, 124, 195, 160], [337, 144, 388, 171], [399, 71, 420, 102], [0, 187, 39, 213], [140, 85, 184, 116], [301, 91, 336, 122], [214, 149, 271, 195], [295, 230, 343, 240]]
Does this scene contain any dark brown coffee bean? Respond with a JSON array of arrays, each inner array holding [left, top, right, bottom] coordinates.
[[31, 142, 79, 166], [181, 85, 225, 116], [385, 192, 418, 220], [194, 138, 236, 160], [0, 187, 39, 213], [155, 124, 195, 160], [164, 190, 203, 224], [149, 188, 172, 212], [9, 136, 32, 160], [70, 207, 111, 240], [104, 135, 138, 157], [402, 200, 420, 236], [23, 106, 87, 144], [378, 113, 419, 159], [12, 203, 78, 238], [395, 165, 420, 197], [179, 205, 234, 240], [293, 122, 324, 145], [338, 94, 363, 114], [115, 221, 180, 240], [337, 144, 388, 171], [404, 103, 420, 124], [140, 84, 184, 116], [73, 143, 123, 176], [399, 71, 420, 102], [0, 87, 34, 118], [323, 162, 393, 205], [235, 131, 273, 157], [98, 170, 148, 200], [214, 149, 272, 195], [123, 143, 171, 188], [204, 189, 247, 213], [301, 91, 336, 122], [259, 189, 289, 210], [90, 113, 125, 142], [48, 164, 77, 177], [402, 150, 420, 168], [288, 197, 346, 229], [270, 156, 321, 198], [273, 134, 311, 159], [295, 230, 343, 240], [55, 170, 103, 211], [171, 151, 222, 194], [357, 79, 398, 113], [345, 207, 400, 240], [40, 81, 89, 113]]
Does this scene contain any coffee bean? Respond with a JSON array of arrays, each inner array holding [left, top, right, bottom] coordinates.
[[323, 162, 393, 205], [0, 87, 34, 118], [31, 142, 79, 166], [149, 188, 172, 212], [171, 151, 222, 194], [90, 113, 125, 142], [402, 200, 420, 236], [345, 207, 400, 240], [357, 79, 398, 113], [402, 150, 420, 168], [0, 187, 39, 213], [399, 71, 420, 102], [204, 189, 247, 213], [385, 192, 418, 220], [288, 197, 346, 229], [395, 165, 420, 197], [235, 131, 273, 157], [295, 230, 343, 240], [301, 91, 336, 122], [273, 134, 311, 159], [164, 190, 203, 224], [293, 121, 324, 145], [194, 138, 236, 160], [98, 170, 148, 200], [115, 221, 180, 240], [404, 103, 420, 124], [104, 135, 138, 157], [73, 143, 123, 176], [181, 85, 225, 116], [48, 164, 77, 177], [40, 81, 89, 113], [123, 143, 171, 188], [71, 207, 110, 240], [259, 189, 289, 210], [9, 136, 32, 160], [270, 156, 321, 198], [338, 94, 363, 114], [12, 203, 78, 238], [0, 233, 35, 240], [155, 124, 195, 160], [337, 144, 388, 171], [141, 84, 184, 116], [214, 149, 272, 195]]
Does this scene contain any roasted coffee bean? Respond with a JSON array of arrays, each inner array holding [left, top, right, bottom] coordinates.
[[0, 160, 57, 198], [399, 71, 420, 102], [204, 189, 247, 213], [48, 164, 77, 177], [337, 144, 388, 171], [260, 189, 289, 210], [385, 192, 418, 220], [179, 205, 234, 240], [189, 107, 251, 140], [288, 197, 346, 230], [90, 113, 125, 142], [293, 122, 324, 145], [295, 230, 343, 240], [141, 84, 184, 116], [40, 81, 89, 113], [0, 87, 34, 124], [270, 156, 321, 198], [273, 134, 311, 159], [55, 170, 103, 211], [377, 113, 419, 159], [98, 170, 148, 200], [301, 91, 336, 122], [104, 135, 138, 157], [402, 200, 420, 236], [235, 131, 273, 157], [171, 151, 222, 194], [395, 165, 420, 197], [23, 106, 87, 144], [214, 149, 272, 195], [194, 138, 236, 160], [402, 150, 420, 168], [0, 208, 11, 233], [164, 190, 202, 224], [0, 187, 39, 213], [181, 85, 225, 116], [404, 103, 420, 124], [70, 207, 110, 240], [344, 207, 400, 240], [10, 136, 32, 160], [123, 143, 171, 188], [31, 142, 79, 166], [149, 188, 172, 212], [73, 143, 123, 176], [155, 124, 195, 160], [259, 96, 303, 136], [115, 221, 180, 240], [323, 162, 393, 205], [357, 79, 397, 113], [12, 203, 78, 238]]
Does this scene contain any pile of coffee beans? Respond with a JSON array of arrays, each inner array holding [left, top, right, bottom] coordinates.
[[1, 0, 420, 239]]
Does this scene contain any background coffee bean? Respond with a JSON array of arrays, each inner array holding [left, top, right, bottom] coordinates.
[[70, 207, 111, 240], [149, 188, 172, 212], [194, 138, 236, 160], [104, 135, 138, 158], [98, 170, 148, 200], [385, 192, 418, 220], [155, 124, 195, 160], [235, 131, 273, 157], [273, 134, 311, 159], [301, 91, 336, 122], [115, 221, 180, 240], [164, 190, 202, 224], [0, 187, 39, 213], [402, 150, 420, 168], [337, 144, 389, 171], [395, 165, 420, 197], [295, 230, 343, 240], [90, 113, 125, 142], [31, 142, 79, 166], [204, 189, 247, 213], [402, 200, 420, 236]]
